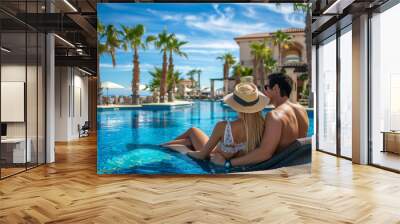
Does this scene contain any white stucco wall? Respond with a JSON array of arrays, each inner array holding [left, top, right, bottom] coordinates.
[[236, 32, 306, 67], [55, 67, 89, 141]]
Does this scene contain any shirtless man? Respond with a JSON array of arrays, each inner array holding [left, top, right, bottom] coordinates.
[[211, 73, 309, 167]]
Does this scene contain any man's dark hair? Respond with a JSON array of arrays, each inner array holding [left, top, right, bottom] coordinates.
[[267, 73, 293, 97]]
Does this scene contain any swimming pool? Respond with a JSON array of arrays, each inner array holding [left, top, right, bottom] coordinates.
[[97, 101, 314, 174]]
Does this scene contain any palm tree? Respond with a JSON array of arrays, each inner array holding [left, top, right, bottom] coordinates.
[[97, 22, 121, 105], [148, 67, 183, 99], [194, 69, 202, 93], [240, 67, 253, 77], [103, 24, 121, 68], [167, 35, 188, 102], [168, 70, 183, 96], [264, 53, 277, 79], [271, 30, 293, 68], [299, 73, 309, 100], [186, 69, 201, 97], [97, 21, 106, 103], [250, 40, 272, 89], [154, 29, 173, 103], [294, 3, 313, 107], [231, 63, 243, 85], [217, 53, 236, 95], [186, 69, 196, 88], [120, 24, 155, 105], [148, 67, 162, 92], [97, 22, 107, 56]]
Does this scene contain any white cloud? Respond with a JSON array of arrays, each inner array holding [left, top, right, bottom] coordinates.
[[184, 15, 198, 21], [175, 34, 187, 41], [243, 6, 258, 19], [184, 40, 238, 50], [145, 5, 270, 36], [212, 4, 221, 15], [103, 4, 129, 11], [100, 63, 132, 69], [100, 63, 155, 72], [252, 4, 305, 28], [147, 8, 183, 21], [174, 65, 220, 75], [283, 13, 305, 27], [162, 14, 182, 21], [224, 6, 234, 15], [184, 49, 231, 55], [116, 48, 130, 53], [183, 5, 270, 36], [257, 4, 295, 15], [175, 65, 197, 73]]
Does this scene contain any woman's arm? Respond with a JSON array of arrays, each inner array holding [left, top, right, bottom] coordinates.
[[210, 112, 282, 166], [187, 121, 225, 160], [214, 147, 237, 160]]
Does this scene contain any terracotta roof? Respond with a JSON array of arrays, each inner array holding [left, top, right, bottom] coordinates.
[[179, 79, 194, 84], [234, 28, 304, 41]]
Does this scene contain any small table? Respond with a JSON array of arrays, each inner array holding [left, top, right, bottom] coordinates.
[[381, 131, 400, 154], [1, 138, 31, 163]]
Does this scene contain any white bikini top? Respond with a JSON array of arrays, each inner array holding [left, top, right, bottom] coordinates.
[[219, 121, 246, 153]]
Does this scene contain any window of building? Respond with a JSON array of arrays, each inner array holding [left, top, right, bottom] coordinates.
[[317, 35, 337, 155], [339, 26, 352, 159], [370, 3, 400, 171]]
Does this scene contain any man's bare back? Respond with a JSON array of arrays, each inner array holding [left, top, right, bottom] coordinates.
[[268, 101, 309, 152], [211, 73, 310, 167]]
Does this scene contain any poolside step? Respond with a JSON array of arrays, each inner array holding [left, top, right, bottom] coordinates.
[[142, 101, 193, 109]]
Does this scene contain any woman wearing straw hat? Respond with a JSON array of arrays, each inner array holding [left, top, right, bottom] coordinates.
[[162, 81, 269, 168]]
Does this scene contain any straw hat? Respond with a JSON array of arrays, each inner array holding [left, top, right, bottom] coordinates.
[[223, 82, 269, 113]]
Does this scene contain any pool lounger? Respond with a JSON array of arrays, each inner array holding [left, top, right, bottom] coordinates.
[[166, 137, 311, 173], [222, 137, 311, 173]]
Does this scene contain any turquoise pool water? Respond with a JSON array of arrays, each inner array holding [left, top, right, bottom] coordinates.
[[97, 101, 314, 174]]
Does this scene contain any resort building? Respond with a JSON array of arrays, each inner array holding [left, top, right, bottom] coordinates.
[[234, 28, 308, 103], [0, 0, 400, 223], [176, 79, 195, 98]]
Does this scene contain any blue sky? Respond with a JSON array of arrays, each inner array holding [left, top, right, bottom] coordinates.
[[98, 3, 305, 96]]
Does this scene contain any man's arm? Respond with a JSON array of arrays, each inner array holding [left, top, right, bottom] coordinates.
[[229, 111, 282, 166]]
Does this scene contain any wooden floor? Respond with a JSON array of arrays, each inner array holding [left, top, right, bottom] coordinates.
[[372, 151, 400, 171], [1, 136, 400, 224]]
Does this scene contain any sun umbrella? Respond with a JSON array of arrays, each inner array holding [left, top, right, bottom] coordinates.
[[201, 87, 210, 93], [138, 83, 147, 91], [101, 81, 125, 89], [101, 81, 125, 104], [184, 86, 192, 93]]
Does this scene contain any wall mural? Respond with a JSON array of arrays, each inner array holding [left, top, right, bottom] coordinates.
[[97, 3, 313, 174]]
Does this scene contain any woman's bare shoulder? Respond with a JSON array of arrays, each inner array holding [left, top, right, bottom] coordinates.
[[213, 121, 227, 132]]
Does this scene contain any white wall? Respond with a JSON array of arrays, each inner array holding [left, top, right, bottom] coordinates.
[[55, 66, 69, 141], [71, 72, 89, 138], [352, 14, 369, 164], [55, 67, 89, 141], [1, 65, 26, 139], [1, 63, 46, 164]]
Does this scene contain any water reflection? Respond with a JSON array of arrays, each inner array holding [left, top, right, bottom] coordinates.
[[97, 101, 314, 174]]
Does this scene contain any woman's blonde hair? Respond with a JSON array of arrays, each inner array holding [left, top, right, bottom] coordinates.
[[239, 112, 265, 153]]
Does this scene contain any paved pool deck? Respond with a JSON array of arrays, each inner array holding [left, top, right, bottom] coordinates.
[[97, 104, 143, 109], [98, 101, 313, 111], [97, 101, 193, 109], [221, 103, 314, 111]]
